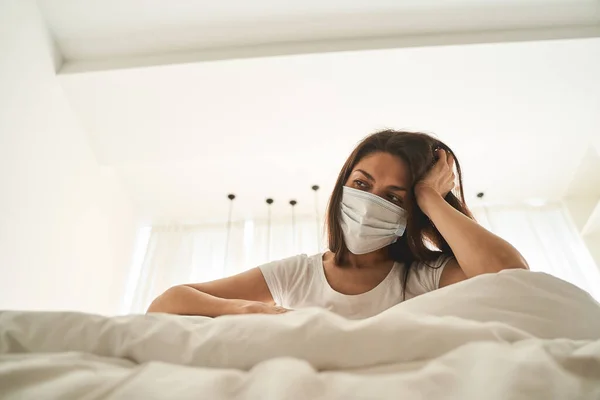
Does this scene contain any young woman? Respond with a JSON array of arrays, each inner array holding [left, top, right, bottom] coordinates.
[[148, 130, 528, 319]]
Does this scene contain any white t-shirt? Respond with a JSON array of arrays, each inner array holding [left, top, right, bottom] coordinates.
[[259, 253, 452, 319]]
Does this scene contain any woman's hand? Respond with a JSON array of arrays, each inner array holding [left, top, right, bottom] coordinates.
[[414, 149, 455, 210], [411, 148, 529, 277], [232, 299, 290, 315]]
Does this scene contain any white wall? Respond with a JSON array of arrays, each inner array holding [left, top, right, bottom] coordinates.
[[584, 233, 600, 269], [0, 1, 137, 315], [564, 198, 599, 232]]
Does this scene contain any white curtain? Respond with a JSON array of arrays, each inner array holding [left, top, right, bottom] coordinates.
[[472, 204, 600, 300], [125, 203, 600, 313], [127, 217, 324, 313]]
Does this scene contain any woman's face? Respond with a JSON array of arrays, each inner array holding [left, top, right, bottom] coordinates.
[[345, 152, 410, 207]]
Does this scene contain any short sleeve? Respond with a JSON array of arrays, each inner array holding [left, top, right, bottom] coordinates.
[[258, 254, 307, 306], [408, 255, 454, 296], [426, 255, 453, 291]]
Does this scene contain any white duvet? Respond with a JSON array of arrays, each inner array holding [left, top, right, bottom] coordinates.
[[1, 269, 600, 399]]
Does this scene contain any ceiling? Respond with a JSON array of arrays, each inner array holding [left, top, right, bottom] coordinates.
[[38, 0, 600, 72], [37, 1, 600, 224]]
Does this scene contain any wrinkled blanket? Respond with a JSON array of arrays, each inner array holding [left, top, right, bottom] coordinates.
[[1, 270, 599, 399]]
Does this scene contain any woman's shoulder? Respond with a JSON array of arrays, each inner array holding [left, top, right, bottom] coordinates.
[[257, 253, 323, 300], [263, 253, 321, 265], [258, 253, 322, 274]]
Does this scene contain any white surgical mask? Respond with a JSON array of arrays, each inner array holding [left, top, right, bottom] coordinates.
[[340, 186, 407, 254]]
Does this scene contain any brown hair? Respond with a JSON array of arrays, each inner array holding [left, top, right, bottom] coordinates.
[[326, 130, 473, 294]]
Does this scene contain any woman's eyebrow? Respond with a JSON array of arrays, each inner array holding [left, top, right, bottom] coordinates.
[[355, 169, 407, 191], [355, 169, 375, 181], [387, 185, 407, 192]]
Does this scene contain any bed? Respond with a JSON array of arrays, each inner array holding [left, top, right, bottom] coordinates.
[[1, 269, 600, 399]]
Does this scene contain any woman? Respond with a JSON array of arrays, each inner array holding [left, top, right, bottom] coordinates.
[[148, 130, 528, 318]]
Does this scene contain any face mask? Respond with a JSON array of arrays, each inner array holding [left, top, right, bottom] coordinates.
[[340, 186, 407, 255]]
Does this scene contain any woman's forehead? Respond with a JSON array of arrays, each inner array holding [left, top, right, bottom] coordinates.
[[353, 152, 410, 183]]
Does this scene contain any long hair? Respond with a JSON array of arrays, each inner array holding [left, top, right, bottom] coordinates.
[[325, 130, 473, 294]]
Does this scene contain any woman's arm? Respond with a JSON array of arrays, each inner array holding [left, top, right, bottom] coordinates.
[[147, 267, 287, 316], [415, 150, 528, 278]]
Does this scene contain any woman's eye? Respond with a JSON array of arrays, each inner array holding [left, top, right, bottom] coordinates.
[[388, 194, 401, 204], [354, 180, 368, 188]]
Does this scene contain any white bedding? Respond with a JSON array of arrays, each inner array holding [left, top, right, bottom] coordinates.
[[1, 269, 600, 399]]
